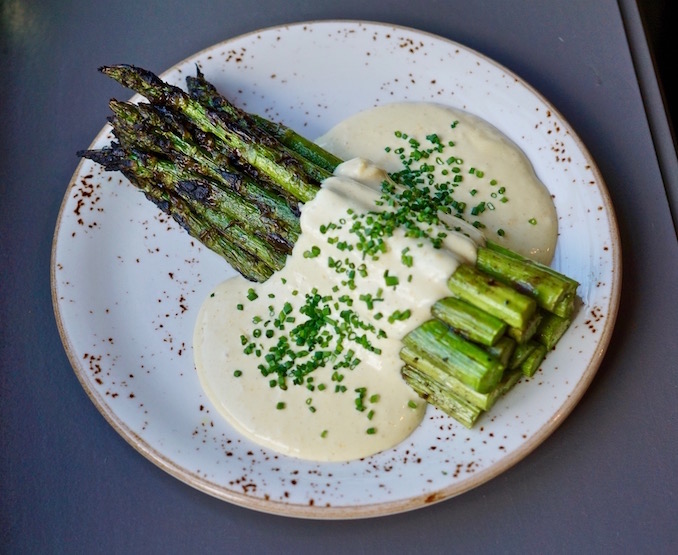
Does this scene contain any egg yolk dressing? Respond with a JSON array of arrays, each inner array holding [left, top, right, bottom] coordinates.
[[193, 102, 557, 462]]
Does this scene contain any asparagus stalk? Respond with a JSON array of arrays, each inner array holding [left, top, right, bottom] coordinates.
[[506, 311, 542, 344], [447, 264, 537, 331], [481, 241, 579, 318], [402, 343, 506, 411], [519, 341, 548, 377], [107, 108, 297, 252], [401, 319, 505, 394], [401, 363, 523, 428], [100, 64, 327, 203], [534, 311, 572, 350], [401, 364, 484, 428], [508, 340, 537, 370], [485, 336, 516, 368], [81, 144, 276, 282], [431, 296, 507, 346], [186, 67, 343, 174], [485, 240, 579, 285], [108, 99, 302, 234]]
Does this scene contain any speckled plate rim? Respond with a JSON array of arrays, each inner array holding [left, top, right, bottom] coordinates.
[[51, 20, 621, 520]]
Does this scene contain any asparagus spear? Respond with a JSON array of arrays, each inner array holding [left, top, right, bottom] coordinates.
[[107, 105, 298, 252], [519, 341, 547, 377], [507, 339, 538, 370], [402, 319, 505, 394], [186, 66, 343, 173], [534, 311, 572, 350], [108, 99, 303, 234], [481, 241, 579, 318], [485, 336, 516, 368], [401, 363, 523, 428], [447, 264, 538, 331], [401, 343, 505, 411], [100, 64, 327, 203], [431, 296, 507, 346], [506, 311, 542, 344], [401, 364, 484, 428], [80, 144, 276, 282]]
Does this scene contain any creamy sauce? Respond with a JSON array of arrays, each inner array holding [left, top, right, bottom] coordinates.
[[194, 102, 558, 462], [317, 102, 557, 263]]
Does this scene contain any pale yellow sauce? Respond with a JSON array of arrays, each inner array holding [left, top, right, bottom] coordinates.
[[317, 102, 557, 263], [193, 102, 558, 462]]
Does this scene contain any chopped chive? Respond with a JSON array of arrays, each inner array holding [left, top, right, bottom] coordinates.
[[384, 271, 399, 287], [303, 245, 321, 258]]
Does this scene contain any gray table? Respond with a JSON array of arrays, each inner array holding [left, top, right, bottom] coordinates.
[[2, 1, 677, 553]]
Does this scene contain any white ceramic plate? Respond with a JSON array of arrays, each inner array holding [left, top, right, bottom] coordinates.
[[52, 21, 621, 519]]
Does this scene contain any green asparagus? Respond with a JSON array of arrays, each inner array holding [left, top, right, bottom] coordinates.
[[186, 67, 343, 174], [100, 64, 327, 202]]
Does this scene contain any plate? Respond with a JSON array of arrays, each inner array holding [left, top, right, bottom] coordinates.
[[52, 20, 621, 519]]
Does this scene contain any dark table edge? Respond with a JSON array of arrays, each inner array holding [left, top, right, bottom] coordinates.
[[621, 0, 678, 237]]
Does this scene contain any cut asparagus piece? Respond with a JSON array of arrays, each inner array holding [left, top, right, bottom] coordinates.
[[507, 311, 542, 344], [401, 365, 483, 428], [401, 344, 502, 411], [447, 264, 537, 331], [476, 246, 576, 314], [401, 363, 524, 428], [484, 336, 516, 368], [520, 341, 548, 377], [432, 297, 507, 346], [401, 319, 505, 394], [508, 340, 537, 370], [535, 312, 572, 350], [483, 241, 579, 318], [552, 293, 577, 319]]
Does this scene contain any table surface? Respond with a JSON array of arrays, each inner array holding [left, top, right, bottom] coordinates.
[[2, 1, 677, 553]]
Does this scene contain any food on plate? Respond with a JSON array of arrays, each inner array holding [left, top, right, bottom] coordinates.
[[79, 65, 579, 461]]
